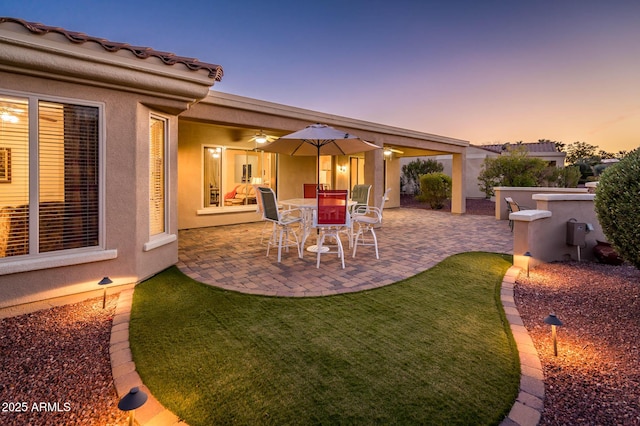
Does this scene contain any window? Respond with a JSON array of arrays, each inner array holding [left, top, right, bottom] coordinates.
[[149, 116, 167, 235], [0, 94, 101, 259], [202, 145, 276, 209]]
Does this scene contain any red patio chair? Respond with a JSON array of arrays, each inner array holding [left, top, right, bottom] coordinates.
[[303, 183, 317, 198], [313, 189, 350, 268]]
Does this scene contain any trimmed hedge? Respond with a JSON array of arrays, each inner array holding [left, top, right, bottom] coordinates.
[[418, 172, 452, 209], [594, 148, 640, 269]]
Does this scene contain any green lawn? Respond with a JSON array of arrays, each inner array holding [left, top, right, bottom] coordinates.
[[130, 252, 518, 425]]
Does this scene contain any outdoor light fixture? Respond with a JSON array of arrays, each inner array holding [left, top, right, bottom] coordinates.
[[383, 149, 392, 157], [118, 386, 148, 426], [524, 251, 532, 277], [544, 313, 563, 356], [98, 276, 112, 309], [254, 131, 268, 144]]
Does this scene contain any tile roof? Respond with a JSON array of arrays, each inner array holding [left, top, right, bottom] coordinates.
[[480, 142, 560, 153], [0, 17, 223, 81]]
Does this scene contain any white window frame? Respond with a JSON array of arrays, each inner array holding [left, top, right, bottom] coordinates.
[[197, 144, 269, 215], [0, 89, 116, 275], [144, 113, 176, 251]]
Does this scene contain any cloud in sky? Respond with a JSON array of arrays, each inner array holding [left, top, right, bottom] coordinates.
[[3, 0, 639, 152]]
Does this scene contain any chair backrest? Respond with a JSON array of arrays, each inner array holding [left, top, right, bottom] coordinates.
[[379, 188, 392, 211], [316, 190, 349, 226], [351, 184, 371, 207], [258, 187, 280, 222], [505, 197, 520, 213], [253, 184, 268, 217], [303, 184, 317, 198]]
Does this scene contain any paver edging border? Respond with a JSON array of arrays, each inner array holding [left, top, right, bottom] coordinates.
[[110, 265, 543, 426], [109, 289, 186, 426], [500, 266, 544, 426]]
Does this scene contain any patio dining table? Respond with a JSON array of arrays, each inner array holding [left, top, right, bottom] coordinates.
[[280, 197, 356, 253]]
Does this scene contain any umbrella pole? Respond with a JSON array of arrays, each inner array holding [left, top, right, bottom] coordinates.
[[317, 145, 321, 192]]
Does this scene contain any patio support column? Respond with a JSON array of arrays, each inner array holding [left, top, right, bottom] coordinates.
[[451, 151, 466, 214], [364, 148, 384, 207]]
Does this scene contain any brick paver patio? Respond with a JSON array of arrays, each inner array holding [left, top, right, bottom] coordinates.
[[177, 208, 513, 296]]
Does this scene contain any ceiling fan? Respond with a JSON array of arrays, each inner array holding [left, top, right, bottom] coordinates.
[[249, 130, 277, 144], [384, 146, 404, 156]]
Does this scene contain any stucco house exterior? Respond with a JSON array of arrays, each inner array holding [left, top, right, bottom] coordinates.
[[0, 17, 469, 312]]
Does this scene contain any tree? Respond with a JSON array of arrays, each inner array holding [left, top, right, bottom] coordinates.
[[565, 141, 599, 165], [401, 159, 443, 195], [594, 148, 640, 269], [477, 146, 549, 197]]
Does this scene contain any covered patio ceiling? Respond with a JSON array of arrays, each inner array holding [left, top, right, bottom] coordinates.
[[180, 92, 469, 156]]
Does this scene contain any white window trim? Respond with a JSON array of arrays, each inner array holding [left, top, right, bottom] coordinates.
[[0, 249, 118, 276], [143, 233, 177, 252], [144, 113, 173, 250], [199, 143, 267, 214], [0, 89, 109, 272]]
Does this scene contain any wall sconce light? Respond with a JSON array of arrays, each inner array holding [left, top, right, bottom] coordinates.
[[98, 276, 112, 309], [118, 387, 148, 426], [543, 313, 563, 356], [338, 165, 347, 173], [524, 251, 532, 277]]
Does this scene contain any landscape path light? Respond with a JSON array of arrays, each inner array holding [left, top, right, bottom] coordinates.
[[524, 251, 532, 277], [118, 386, 148, 426], [98, 276, 112, 309], [544, 313, 563, 356]]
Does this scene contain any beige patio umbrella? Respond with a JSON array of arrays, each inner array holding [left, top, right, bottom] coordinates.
[[261, 123, 380, 189]]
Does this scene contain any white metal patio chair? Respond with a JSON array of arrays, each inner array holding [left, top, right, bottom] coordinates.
[[257, 187, 302, 262], [352, 188, 391, 259]]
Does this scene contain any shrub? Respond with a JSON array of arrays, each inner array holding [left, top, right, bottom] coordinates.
[[594, 148, 640, 269], [477, 147, 549, 197], [559, 165, 582, 188], [417, 172, 452, 209], [402, 159, 443, 195]]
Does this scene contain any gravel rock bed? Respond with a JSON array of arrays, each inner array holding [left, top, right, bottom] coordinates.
[[0, 296, 128, 426], [515, 261, 640, 425], [400, 195, 495, 215]]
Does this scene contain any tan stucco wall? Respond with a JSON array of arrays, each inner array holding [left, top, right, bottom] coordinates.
[[0, 72, 181, 309], [384, 156, 401, 208], [512, 194, 605, 268], [495, 187, 589, 220]]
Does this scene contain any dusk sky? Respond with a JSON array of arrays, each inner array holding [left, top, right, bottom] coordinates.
[[4, 1, 639, 153]]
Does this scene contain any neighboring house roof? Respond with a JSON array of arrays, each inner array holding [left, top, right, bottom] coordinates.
[[470, 144, 505, 154], [0, 17, 223, 81], [479, 142, 560, 153]]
